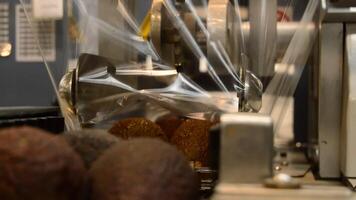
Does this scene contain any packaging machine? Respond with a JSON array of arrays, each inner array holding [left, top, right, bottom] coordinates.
[[8, 0, 356, 199]]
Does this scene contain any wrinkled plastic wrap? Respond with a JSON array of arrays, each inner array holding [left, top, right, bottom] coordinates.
[[20, 0, 253, 129], [19, 0, 318, 131], [71, 0, 248, 127]]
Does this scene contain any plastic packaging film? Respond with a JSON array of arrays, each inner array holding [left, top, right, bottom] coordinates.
[[46, 0, 250, 126], [73, 0, 160, 61], [74, 0, 271, 124], [261, 0, 319, 133], [161, 0, 264, 111], [71, 0, 246, 125], [19, 0, 318, 131], [74, 54, 239, 125]]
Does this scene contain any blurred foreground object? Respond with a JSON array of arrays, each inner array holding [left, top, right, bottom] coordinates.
[[90, 138, 200, 200], [0, 126, 87, 200]]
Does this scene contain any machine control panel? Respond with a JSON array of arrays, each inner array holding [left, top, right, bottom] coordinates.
[[0, 0, 68, 108]]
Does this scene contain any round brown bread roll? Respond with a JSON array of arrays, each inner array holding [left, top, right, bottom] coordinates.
[[90, 138, 200, 200], [62, 129, 120, 169], [0, 126, 87, 200], [170, 119, 215, 165], [109, 118, 167, 141]]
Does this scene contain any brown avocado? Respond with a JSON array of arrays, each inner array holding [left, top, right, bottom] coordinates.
[[0, 126, 87, 200], [90, 138, 200, 200], [62, 129, 119, 169]]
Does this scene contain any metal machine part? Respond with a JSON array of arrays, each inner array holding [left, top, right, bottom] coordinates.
[[149, 0, 316, 91], [341, 24, 356, 187], [249, 0, 277, 83], [212, 182, 354, 200], [79, 0, 356, 197], [207, 0, 237, 74], [323, 0, 356, 22], [318, 23, 344, 178], [219, 113, 274, 184], [329, 0, 356, 7], [56, 0, 356, 198], [151, 0, 201, 69], [149, 0, 316, 113], [150, 0, 319, 75], [62, 54, 241, 126], [0, 1, 68, 109], [150, 0, 241, 79], [72, 54, 149, 124], [311, 0, 356, 181], [150, 0, 296, 77], [264, 173, 301, 189]]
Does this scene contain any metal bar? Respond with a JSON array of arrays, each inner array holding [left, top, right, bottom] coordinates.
[[220, 113, 274, 184], [249, 0, 277, 78], [318, 23, 343, 178], [341, 24, 356, 178]]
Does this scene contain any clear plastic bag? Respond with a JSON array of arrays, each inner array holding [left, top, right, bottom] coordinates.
[[67, 0, 252, 127], [19, 0, 318, 131]]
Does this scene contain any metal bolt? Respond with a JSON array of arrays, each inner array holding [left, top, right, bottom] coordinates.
[[274, 165, 282, 171], [264, 173, 301, 189], [296, 142, 302, 148]]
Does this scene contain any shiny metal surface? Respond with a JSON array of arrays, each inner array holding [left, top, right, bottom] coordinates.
[[207, 0, 236, 74], [73, 54, 172, 124], [249, 0, 277, 78], [150, 1, 310, 69], [264, 173, 301, 189], [149, 0, 314, 113], [74, 54, 138, 123], [240, 22, 315, 59], [323, 0, 356, 22], [273, 150, 311, 177], [341, 24, 356, 178], [151, 0, 162, 55], [329, 0, 356, 7], [212, 181, 354, 200], [220, 113, 273, 184], [57, 1, 356, 198], [318, 23, 343, 178], [244, 71, 263, 112], [324, 8, 356, 22], [0, 106, 59, 117], [0, 42, 11, 57], [61, 54, 241, 125], [59, 70, 75, 108]]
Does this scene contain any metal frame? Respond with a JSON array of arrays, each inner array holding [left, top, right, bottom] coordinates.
[[318, 23, 344, 178], [341, 24, 356, 184]]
